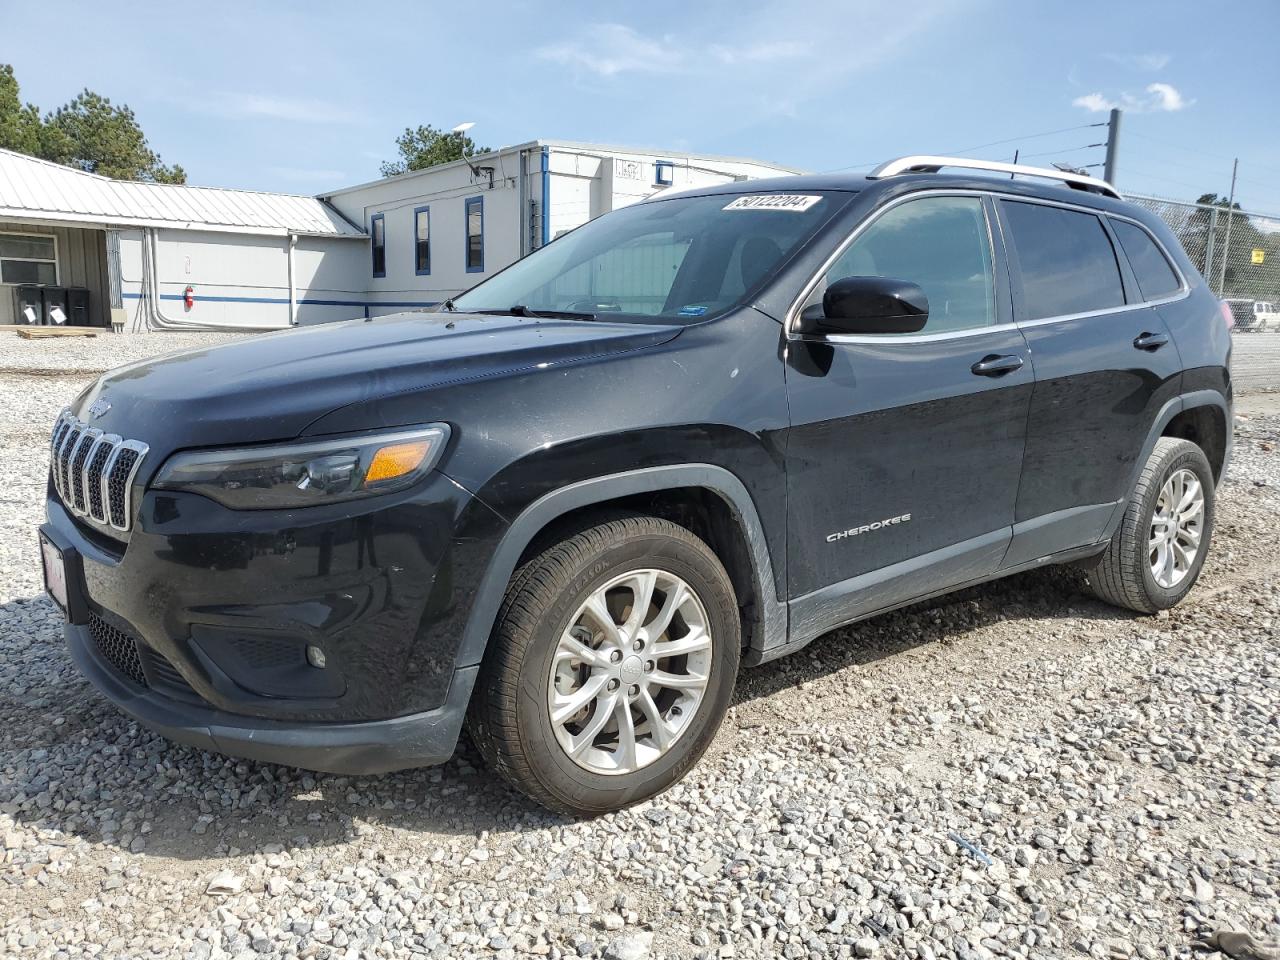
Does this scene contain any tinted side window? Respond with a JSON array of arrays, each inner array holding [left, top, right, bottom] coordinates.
[[1001, 201, 1125, 320], [1112, 220, 1181, 300], [822, 196, 996, 333]]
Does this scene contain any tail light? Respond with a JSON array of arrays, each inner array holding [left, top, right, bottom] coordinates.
[[1219, 300, 1235, 331]]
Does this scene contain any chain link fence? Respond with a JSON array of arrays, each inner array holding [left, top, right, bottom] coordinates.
[[1128, 193, 1280, 321], [1128, 194, 1280, 392]]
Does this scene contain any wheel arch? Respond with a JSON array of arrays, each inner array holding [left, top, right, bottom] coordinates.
[[1103, 390, 1232, 540], [454, 465, 788, 672], [1161, 399, 1229, 483]]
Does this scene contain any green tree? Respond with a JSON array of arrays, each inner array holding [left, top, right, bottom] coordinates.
[[0, 64, 42, 156], [42, 90, 185, 183], [0, 64, 184, 183], [380, 124, 487, 178]]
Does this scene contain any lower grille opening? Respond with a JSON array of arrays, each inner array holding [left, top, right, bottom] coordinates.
[[87, 612, 147, 686], [144, 648, 203, 704], [86, 612, 204, 705]]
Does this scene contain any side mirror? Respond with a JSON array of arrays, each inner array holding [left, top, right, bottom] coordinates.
[[796, 276, 929, 336]]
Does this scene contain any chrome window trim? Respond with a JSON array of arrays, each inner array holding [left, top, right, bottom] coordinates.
[[799, 321, 1024, 346], [785, 188, 1192, 343]]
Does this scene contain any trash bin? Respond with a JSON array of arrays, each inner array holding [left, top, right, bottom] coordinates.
[[67, 287, 91, 326], [12, 284, 43, 325], [41, 286, 69, 325]]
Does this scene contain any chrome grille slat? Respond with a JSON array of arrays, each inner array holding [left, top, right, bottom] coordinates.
[[70, 428, 101, 512], [49, 410, 148, 533], [86, 436, 118, 521]]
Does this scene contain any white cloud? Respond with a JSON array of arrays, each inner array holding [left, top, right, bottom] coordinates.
[[1105, 52, 1171, 71], [219, 93, 359, 124], [537, 24, 810, 76], [710, 40, 811, 65], [1073, 83, 1192, 114], [536, 3, 964, 128], [536, 24, 684, 76], [1072, 92, 1117, 112], [1146, 82, 1188, 111]]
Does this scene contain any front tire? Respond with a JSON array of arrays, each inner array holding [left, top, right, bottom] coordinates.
[[467, 515, 740, 815], [1085, 437, 1215, 613]]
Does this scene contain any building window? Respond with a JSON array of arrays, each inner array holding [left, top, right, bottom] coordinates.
[[370, 213, 386, 278], [412, 206, 431, 276], [654, 161, 674, 186], [465, 197, 484, 274], [0, 233, 57, 284]]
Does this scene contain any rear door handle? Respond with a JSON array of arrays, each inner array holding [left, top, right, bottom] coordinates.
[[1133, 331, 1170, 351], [971, 354, 1024, 376]]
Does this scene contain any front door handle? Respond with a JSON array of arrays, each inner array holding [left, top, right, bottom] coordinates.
[[971, 354, 1024, 376], [1133, 331, 1170, 351]]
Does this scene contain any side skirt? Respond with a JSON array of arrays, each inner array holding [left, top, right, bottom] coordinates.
[[749, 536, 1101, 666]]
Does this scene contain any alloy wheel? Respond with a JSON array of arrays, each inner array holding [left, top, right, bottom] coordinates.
[[1149, 467, 1204, 589], [547, 569, 713, 775]]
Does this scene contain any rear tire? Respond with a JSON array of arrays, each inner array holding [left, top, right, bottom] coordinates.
[[1085, 437, 1214, 613], [467, 515, 740, 815]]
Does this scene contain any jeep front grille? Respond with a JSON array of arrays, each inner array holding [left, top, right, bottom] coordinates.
[[50, 411, 149, 532], [87, 612, 147, 686]]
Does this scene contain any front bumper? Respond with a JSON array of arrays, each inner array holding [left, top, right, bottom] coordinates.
[[66, 619, 474, 774], [43, 467, 507, 772]]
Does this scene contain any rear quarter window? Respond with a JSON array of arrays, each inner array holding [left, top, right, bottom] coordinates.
[[1112, 219, 1182, 300], [1001, 200, 1126, 320]]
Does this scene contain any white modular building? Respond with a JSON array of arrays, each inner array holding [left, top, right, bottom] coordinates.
[[321, 140, 801, 318], [0, 148, 367, 330], [0, 141, 798, 330]]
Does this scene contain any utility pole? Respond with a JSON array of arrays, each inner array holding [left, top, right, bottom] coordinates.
[[1217, 158, 1239, 295], [1103, 108, 1122, 185]]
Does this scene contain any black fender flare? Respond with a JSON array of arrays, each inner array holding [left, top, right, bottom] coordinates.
[[1103, 389, 1232, 539], [453, 464, 787, 671]]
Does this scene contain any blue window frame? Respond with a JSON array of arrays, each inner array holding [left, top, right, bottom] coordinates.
[[413, 205, 431, 276], [370, 212, 386, 278], [655, 160, 674, 186], [464, 196, 484, 274]]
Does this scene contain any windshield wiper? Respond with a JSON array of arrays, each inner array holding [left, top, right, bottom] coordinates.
[[506, 305, 597, 321]]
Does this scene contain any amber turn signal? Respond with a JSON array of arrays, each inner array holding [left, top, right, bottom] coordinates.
[[364, 439, 434, 486]]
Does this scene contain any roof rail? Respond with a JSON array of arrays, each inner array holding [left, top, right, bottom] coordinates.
[[867, 155, 1122, 200]]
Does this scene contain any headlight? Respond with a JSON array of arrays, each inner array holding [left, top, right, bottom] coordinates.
[[152, 425, 450, 509]]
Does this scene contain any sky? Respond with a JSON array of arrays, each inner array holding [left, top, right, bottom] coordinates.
[[5, 0, 1280, 213]]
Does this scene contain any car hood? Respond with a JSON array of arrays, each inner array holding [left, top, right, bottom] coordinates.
[[73, 312, 682, 457]]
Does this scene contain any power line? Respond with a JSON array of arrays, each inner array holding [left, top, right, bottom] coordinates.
[[821, 122, 1106, 173], [1018, 142, 1107, 160], [944, 123, 1107, 157], [1126, 130, 1280, 180]]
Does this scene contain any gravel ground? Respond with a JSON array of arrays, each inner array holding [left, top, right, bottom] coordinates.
[[1230, 331, 1280, 393], [1, 331, 1278, 960]]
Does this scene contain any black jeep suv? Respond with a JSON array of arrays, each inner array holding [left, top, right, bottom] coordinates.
[[41, 157, 1232, 815]]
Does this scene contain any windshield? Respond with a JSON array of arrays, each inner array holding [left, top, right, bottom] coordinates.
[[451, 191, 847, 322]]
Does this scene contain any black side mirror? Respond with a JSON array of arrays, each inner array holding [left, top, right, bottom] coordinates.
[[796, 276, 929, 336]]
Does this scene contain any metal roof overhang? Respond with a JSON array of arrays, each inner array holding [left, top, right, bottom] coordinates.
[[0, 207, 365, 238]]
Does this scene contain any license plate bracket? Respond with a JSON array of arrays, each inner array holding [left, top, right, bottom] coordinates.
[[38, 530, 88, 624]]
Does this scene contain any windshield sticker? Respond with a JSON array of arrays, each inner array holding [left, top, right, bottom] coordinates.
[[723, 194, 822, 212], [678, 305, 708, 317]]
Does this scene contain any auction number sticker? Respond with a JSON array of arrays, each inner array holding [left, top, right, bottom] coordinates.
[[723, 195, 822, 212]]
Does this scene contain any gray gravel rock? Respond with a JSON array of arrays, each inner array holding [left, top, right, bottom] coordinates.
[[1, 334, 1278, 959]]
